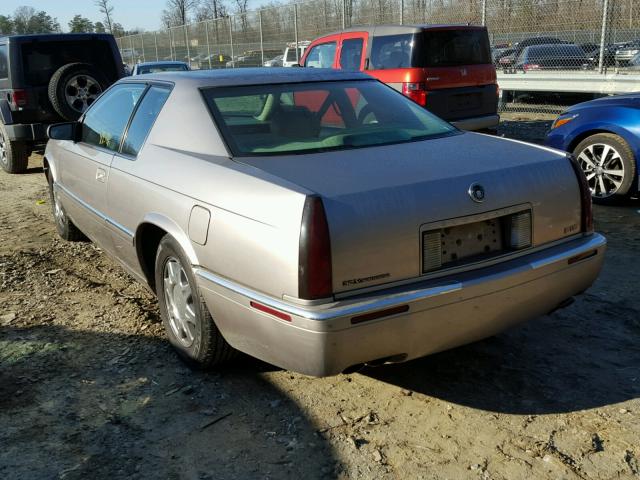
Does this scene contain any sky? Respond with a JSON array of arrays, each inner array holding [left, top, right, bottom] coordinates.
[[1, 0, 171, 32]]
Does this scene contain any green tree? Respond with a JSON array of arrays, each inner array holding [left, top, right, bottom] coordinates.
[[94, 21, 106, 33], [68, 14, 94, 33], [0, 15, 13, 34], [12, 7, 60, 34], [111, 22, 125, 37], [95, 0, 115, 33]]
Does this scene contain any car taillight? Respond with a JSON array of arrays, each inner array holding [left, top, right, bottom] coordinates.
[[523, 63, 540, 71], [402, 82, 427, 107], [298, 196, 332, 300], [568, 154, 594, 233], [10, 90, 28, 107]]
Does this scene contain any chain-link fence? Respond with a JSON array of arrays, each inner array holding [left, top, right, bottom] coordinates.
[[117, 0, 640, 114]]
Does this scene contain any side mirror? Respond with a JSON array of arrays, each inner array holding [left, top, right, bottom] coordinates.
[[47, 122, 79, 141]]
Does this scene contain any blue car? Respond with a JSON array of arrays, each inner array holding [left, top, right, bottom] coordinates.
[[545, 93, 640, 203]]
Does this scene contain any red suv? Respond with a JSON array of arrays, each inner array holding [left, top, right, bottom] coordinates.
[[300, 25, 499, 132]]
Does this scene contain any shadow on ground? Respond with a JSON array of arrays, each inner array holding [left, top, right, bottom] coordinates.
[[0, 325, 336, 480]]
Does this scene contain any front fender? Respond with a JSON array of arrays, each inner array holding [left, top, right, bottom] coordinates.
[[561, 107, 640, 156], [0, 99, 13, 125]]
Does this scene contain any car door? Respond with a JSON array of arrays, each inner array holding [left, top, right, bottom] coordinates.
[[58, 82, 146, 250], [107, 84, 172, 275], [337, 32, 367, 71], [302, 37, 339, 69]]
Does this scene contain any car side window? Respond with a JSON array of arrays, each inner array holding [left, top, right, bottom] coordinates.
[[81, 83, 146, 152], [339, 38, 364, 71], [121, 86, 171, 156], [304, 42, 337, 68]]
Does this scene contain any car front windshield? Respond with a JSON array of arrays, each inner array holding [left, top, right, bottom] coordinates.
[[202, 80, 457, 156]]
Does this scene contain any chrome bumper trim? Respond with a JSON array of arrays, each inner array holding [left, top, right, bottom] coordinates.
[[195, 233, 605, 323], [194, 267, 461, 321]]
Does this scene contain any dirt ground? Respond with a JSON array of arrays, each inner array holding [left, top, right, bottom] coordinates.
[[1, 122, 639, 480]]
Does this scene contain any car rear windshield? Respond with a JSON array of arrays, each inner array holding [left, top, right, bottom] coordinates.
[[20, 40, 117, 86], [370, 29, 491, 69], [202, 80, 457, 157], [137, 63, 188, 74]]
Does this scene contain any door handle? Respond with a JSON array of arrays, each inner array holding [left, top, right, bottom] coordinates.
[[96, 168, 106, 183]]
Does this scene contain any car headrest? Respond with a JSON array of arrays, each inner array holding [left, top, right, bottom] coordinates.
[[271, 105, 320, 139]]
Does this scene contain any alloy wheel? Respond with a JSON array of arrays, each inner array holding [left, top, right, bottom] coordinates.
[[577, 143, 625, 198], [64, 74, 102, 113], [163, 257, 198, 348], [52, 188, 65, 227], [0, 130, 7, 167]]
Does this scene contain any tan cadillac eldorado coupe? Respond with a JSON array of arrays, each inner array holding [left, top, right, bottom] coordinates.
[[43, 68, 606, 376]]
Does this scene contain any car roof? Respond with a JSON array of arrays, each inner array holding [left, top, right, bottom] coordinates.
[[136, 61, 189, 67], [126, 67, 371, 87], [525, 43, 581, 52], [315, 23, 485, 38], [0, 33, 114, 43]]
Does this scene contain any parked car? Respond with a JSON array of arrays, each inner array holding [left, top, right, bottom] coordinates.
[[226, 50, 281, 68], [629, 52, 640, 70], [546, 93, 640, 203], [584, 43, 620, 68], [614, 41, 640, 65], [264, 54, 284, 67], [132, 61, 190, 75], [199, 53, 230, 70], [283, 41, 310, 67], [44, 68, 605, 376], [0, 33, 125, 173], [579, 43, 599, 54], [493, 47, 514, 65], [301, 25, 499, 132], [514, 44, 589, 71], [499, 36, 567, 70]]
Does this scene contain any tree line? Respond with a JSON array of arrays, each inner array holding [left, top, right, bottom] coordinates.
[[0, 1, 135, 36]]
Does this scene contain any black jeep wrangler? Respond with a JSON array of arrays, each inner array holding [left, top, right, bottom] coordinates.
[[0, 33, 125, 173]]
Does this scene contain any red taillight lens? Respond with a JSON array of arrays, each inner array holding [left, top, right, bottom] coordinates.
[[299, 196, 332, 300], [568, 154, 594, 233], [11, 90, 28, 107], [402, 82, 427, 107]]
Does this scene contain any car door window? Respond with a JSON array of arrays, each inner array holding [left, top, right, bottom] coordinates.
[[121, 86, 171, 156], [81, 83, 146, 152], [339, 38, 364, 71], [304, 42, 337, 68]]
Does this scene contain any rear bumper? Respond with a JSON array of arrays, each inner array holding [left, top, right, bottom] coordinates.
[[4, 123, 48, 143], [195, 233, 605, 377], [451, 114, 500, 131]]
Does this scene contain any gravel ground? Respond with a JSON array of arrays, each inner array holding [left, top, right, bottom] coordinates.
[[1, 124, 639, 480]]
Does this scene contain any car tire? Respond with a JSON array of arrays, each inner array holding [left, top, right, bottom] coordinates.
[[48, 63, 109, 121], [47, 174, 87, 241], [155, 234, 236, 368], [0, 122, 29, 174], [573, 133, 636, 204]]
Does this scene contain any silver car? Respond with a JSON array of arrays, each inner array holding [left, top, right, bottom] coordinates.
[[44, 68, 606, 377]]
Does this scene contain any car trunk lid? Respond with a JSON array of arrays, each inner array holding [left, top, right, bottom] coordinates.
[[238, 133, 582, 295]]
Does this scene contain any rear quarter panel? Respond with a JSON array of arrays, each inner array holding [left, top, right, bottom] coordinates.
[[111, 143, 310, 300]]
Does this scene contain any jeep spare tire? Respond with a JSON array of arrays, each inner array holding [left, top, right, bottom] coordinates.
[[48, 63, 109, 121]]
